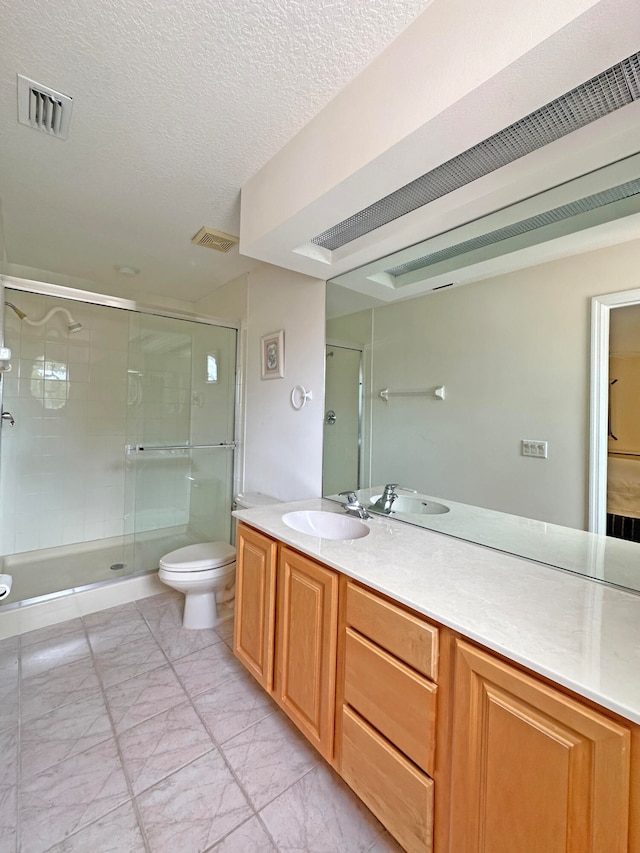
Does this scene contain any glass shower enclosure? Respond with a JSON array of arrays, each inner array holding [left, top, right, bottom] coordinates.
[[0, 282, 237, 608]]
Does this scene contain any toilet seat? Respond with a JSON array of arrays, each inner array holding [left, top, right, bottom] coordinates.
[[159, 542, 236, 572]]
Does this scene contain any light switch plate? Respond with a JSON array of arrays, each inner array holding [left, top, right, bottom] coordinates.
[[522, 440, 548, 458]]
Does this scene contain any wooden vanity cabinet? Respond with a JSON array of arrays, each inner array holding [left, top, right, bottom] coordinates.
[[235, 524, 638, 853], [233, 524, 339, 761], [233, 523, 278, 691], [449, 640, 632, 853], [337, 580, 441, 853], [275, 546, 339, 761]]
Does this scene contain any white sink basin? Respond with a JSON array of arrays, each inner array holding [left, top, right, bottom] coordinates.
[[370, 495, 450, 515], [282, 510, 370, 540]]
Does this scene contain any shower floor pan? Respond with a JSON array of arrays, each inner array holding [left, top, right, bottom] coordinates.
[[0, 527, 200, 609]]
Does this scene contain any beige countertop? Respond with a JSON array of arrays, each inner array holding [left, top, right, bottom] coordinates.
[[234, 497, 640, 724]]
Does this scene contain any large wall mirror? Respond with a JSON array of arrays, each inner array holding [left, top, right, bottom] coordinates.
[[324, 157, 640, 594]]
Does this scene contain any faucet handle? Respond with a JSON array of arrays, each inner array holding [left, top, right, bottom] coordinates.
[[384, 484, 418, 494], [338, 491, 370, 519]]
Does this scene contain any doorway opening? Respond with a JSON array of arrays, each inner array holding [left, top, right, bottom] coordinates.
[[590, 288, 640, 536]]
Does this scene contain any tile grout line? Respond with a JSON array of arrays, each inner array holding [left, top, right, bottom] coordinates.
[[15, 597, 371, 853], [145, 603, 286, 851], [18, 608, 217, 852], [19, 608, 168, 850], [186, 694, 284, 853], [166, 627, 327, 850], [16, 633, 22, 853], [200, 813, 273, 853], [151, 611, 273, 848], [80, 610, 153, 853], [130, 599, 248, 846], [131, 598, 280, 850]]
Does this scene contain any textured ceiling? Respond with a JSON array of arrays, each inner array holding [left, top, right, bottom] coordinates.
[[0, 0, 431, 303]]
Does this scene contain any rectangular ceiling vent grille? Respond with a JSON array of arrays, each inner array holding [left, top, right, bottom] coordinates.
[[17, 75, 73, 140], [386, 177, 640, 278], [311, 51, 640, 252], [191, 226, 239, 253]]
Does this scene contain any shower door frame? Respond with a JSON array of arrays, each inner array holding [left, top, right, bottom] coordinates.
[[1, 275, 239, 331], [0, 273, 243, 586]]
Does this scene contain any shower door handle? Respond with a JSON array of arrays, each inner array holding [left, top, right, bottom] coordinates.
[[1, 410, 15, 426]]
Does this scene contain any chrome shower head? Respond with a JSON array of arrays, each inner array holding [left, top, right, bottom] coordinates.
[[67, 321, 82, 333]]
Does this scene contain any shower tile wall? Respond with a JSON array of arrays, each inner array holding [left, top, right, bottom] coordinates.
[[0, 293, 129, 555]]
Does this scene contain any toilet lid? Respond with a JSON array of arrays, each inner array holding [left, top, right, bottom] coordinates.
[[159, 542, 236, 571]]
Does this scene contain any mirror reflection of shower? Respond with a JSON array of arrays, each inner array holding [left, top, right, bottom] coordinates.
[[322, 344, 363, 496], [4, 301, 83, 333]]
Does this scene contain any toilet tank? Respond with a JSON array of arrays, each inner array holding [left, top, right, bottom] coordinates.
[[234, 492, 280, 511], [232, 491, 280, 544]]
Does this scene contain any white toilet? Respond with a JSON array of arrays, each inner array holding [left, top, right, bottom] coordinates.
[[158, 492, 279, 630]]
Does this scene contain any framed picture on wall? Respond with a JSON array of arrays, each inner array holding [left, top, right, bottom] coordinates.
[[261, 330, 285, 379]]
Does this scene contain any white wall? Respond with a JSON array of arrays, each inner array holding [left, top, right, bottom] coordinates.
[[329, 237, 640, 529], [195, 273, 248, 323], [243, 265, 325, 501], [195, 267, 326, 501]]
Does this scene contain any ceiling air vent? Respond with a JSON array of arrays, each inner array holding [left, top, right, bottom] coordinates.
[[17, 74, 73, 140], [191, 227, 239, 253], [311, 51, 640, 251]]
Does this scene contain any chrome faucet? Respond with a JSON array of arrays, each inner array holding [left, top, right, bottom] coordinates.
[[338, 491, 371, 519], [370, 484, 416, 514]]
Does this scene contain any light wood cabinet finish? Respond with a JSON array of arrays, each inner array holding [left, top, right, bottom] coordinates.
[[233, 523, 277, 691], [450, 639, 631, 853], [344, 627, 437, 775], [341, 705, 434, 853], [275, 546, 339, 761], [346, 581, 439, 680], [234, 526, 638, 853]]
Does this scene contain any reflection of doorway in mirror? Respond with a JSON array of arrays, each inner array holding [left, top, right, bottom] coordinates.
[[322, 345, 362, 496], [607, 303, 640, 542]]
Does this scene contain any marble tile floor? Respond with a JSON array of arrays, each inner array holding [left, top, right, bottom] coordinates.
[[0, 591, 403, 853]]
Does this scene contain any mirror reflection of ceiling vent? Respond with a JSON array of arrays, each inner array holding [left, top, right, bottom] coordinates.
[[386, 175, 640, 279], [311, 51, 640, 251], [191, 227, 239, 253], [17, 74, 73, 140]]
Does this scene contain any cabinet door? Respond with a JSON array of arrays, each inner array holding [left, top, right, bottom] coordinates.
[[450, 640, 630, 853], [233, 524, 278, 691], [275, 547, 339, 761]]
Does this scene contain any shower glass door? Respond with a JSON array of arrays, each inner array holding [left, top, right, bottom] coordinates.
[[126, 312, 237, 574], [0, 281, 237, 608], [0, 289, 130, 604]]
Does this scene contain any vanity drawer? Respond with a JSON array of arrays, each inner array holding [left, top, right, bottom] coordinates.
[[341, 705, 434, 853], [344, 627, 437, 775], [346, 581, 438, 681]]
